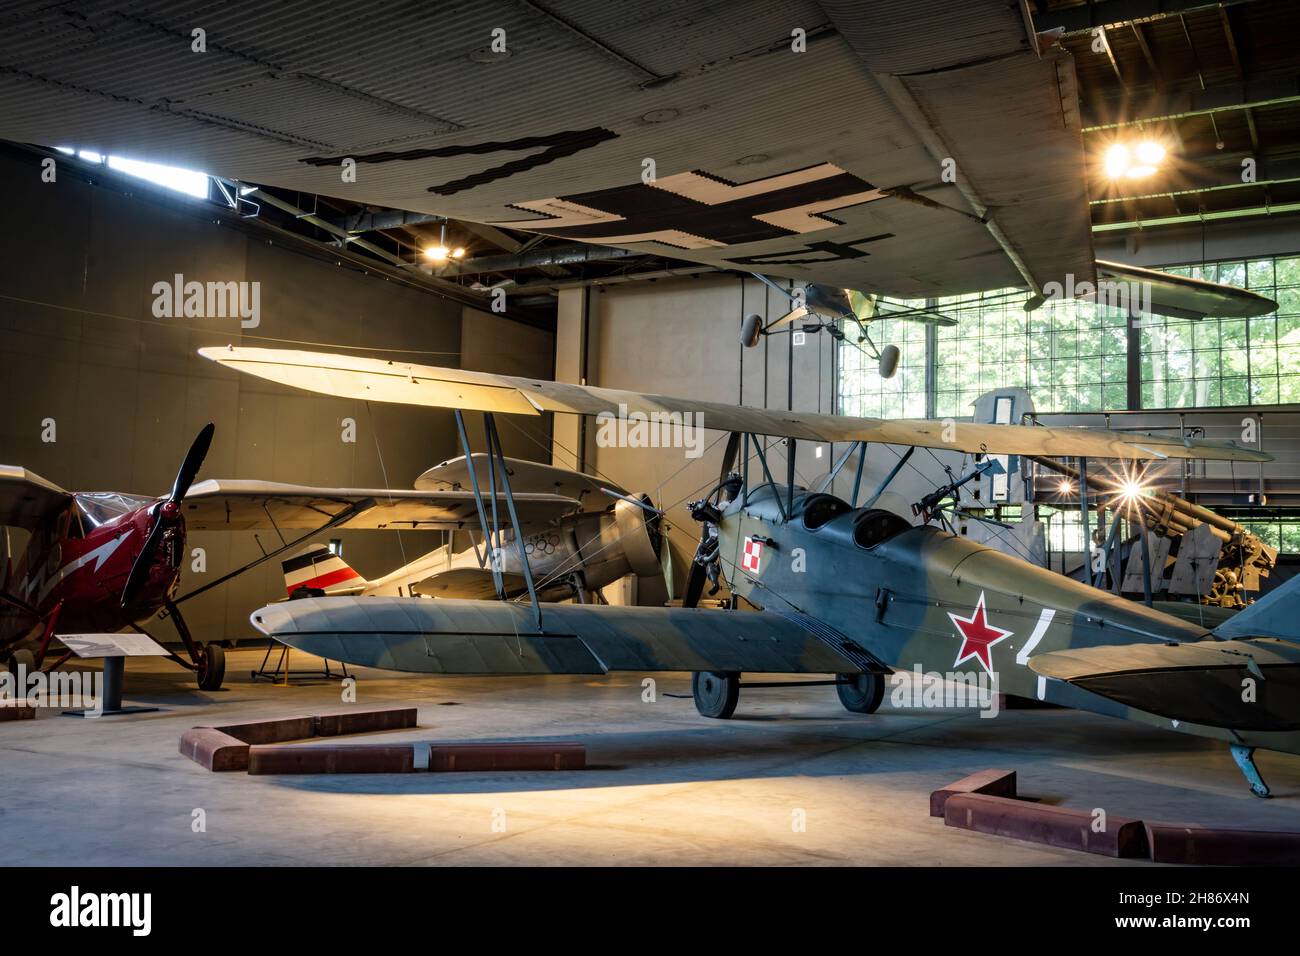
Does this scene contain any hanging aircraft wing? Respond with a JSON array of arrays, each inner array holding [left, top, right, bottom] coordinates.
[[0, 466, 72, 530], [1095, 261, 1277, 320], [199, 346, 1272, 464], [250, 596, 879, 676], [0, 0, 1093, 299], [1029, 637, 1300, 732], [181, 479, 578, 530]]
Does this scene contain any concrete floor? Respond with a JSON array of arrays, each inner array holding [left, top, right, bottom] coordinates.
[[3, 650, 1300, 866]]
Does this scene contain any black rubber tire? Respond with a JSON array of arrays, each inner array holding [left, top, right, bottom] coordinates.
[[197, 643, 226, 691], [7, 649, 35, 676], [837, 672, 885, 714], [692, 671, 740, 719]]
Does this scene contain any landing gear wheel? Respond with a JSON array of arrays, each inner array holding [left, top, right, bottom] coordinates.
[[7, 649, 35, 676], [837, 672, 885, 714], [692, 671, 740, 719], [196, 643, 226, 691]]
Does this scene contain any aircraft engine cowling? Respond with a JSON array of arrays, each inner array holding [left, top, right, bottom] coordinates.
[[613, 495, 662, 579], [497, 493, 663, 599]]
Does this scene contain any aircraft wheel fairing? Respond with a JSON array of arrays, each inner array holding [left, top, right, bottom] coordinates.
[[7, 649, 35, 675], [692, 671, 740, 719], [837, 672, 885, 714], [197, 643, 226, 691]]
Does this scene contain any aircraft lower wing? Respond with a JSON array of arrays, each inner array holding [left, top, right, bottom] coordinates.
[[182, 479, 578, 530], [416, 455, 626, 512], [200, 347, 1272, 464], [414, 568, 530, 600], [1029, 638, 1300, 732], [250, 596, 879, 676], [0, 465, 71, 530]]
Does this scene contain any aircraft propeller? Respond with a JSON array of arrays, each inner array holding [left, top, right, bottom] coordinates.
[[682, 433, 742, 608], [120, 423, 215, 609]]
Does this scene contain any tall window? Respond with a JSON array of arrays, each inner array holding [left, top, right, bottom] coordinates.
[[1140, 256, 1300, 408], [838, 252, 1300, 417], [933, 289, 1127, 416], [836, 299, 927, 419], [1243, 518, 1300, 554]]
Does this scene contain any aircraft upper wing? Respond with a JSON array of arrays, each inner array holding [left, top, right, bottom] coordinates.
[[181, 479, 578, 530], [0, 465, 72, 529], [0, 0, 1093, 298], [250, 595, 880, 676], [199, 346, 1273, 463]]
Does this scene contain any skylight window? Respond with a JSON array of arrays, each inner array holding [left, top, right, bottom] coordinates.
[[54, 147, 210, 199]]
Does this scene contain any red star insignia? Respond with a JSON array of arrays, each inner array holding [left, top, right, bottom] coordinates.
[[948, 592, 1013, 676]]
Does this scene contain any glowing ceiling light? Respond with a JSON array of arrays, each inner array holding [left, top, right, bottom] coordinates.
[[1103, 140, 1165, 180], [451, 247, 466, 259], [423, 245, 450, 263], [1103, 144, 1130, 179], [1134, 140, 1165, 165]]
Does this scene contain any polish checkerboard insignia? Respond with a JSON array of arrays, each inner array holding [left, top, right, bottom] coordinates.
[[742, 536, 763, 574]]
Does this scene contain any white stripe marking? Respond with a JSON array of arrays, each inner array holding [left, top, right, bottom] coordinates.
[[1016, 608, 1056, 665]]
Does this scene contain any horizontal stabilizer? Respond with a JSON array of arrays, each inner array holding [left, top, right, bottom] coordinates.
[[1214, 575, 1300, 641], [250, 596, 875, 676], [1030, 638, 1300, 731]]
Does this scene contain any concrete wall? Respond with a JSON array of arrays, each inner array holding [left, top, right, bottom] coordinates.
[[459, 305, 554, 461], [0, 150, 551, 639], [585, 275, 849, 588]]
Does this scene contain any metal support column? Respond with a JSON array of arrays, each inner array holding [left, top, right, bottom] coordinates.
[[1078, 457, 1092, 583]]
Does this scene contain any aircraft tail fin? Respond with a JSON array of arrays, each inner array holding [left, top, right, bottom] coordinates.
[[282, 544, 365, 596], [1213, 574, 1300, 641]]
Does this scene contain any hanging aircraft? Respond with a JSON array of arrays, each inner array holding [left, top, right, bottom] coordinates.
[[0, 1, 1278, 333], [281, 455, 667, 604], [0, 428, 579, 689], [199, 345, 1297, 798]]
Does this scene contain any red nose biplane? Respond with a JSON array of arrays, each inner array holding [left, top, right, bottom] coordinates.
[[0, 425, 580, 691]]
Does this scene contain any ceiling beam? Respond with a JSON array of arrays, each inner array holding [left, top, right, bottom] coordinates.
[[1082, 77, 1300, 130], [441, 243, 639, 276], [1039, 0, 1254, 36], [340, 209, 440, 233], [1098, 26, 1128, 92], [1092, 201, 1300, 232], [512, 265, 719, 290], [456, 220, 527, 254], [1130, 21, 1162, 90]]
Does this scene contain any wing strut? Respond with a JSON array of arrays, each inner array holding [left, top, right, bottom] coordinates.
[[453, 410, 504, 600], [173, 497, 375, 604], [484, 412, 543, 630], [450, 408, 543, 629]]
